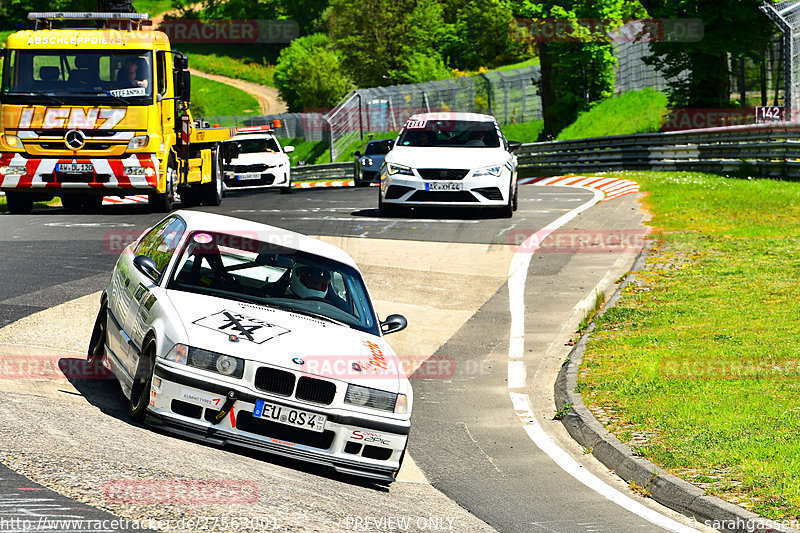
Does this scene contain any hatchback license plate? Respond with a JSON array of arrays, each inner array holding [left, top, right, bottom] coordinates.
[[425, 181, 462, 192], [253, 399, 326, 432], [57, 163, 93, 174]]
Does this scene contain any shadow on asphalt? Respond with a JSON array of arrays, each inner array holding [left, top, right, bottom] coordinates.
[[62, 357, 390, 492], [351, 206, 509, 220]]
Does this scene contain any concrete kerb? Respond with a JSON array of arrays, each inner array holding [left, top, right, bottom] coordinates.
[[553, 247, 799, 533]]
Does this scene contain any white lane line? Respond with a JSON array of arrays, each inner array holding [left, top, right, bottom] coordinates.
[[506, 185, 699, 533], [510, 393, 696, 533]]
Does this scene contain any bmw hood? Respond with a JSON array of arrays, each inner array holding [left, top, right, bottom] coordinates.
[[387, 146, 508, 170], [165, 290, 403, 392]]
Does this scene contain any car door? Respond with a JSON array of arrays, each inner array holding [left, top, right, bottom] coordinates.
[[123, 216, 187, 378], [106, 252, 140, 377]]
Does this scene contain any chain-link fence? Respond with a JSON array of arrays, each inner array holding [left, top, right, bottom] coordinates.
[[762, 0, 800, 113], [201, 41, 692, 162]]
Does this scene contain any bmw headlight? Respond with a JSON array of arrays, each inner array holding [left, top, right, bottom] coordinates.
[[345, 384, 399, 413], [360, 157, 373, 167], [165, 346, 244, 379], [387, 163, 414, 176], [473, 165, 503, 177]]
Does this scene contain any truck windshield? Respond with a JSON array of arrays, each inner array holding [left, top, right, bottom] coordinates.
[[1, 50, 154, 105]]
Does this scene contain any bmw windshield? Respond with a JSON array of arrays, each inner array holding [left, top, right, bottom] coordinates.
[[1, 50, 154, 105], [167, 231, 380, 336]]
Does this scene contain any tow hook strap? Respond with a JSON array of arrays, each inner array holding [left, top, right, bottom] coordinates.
[[210, 390, 237, 425]]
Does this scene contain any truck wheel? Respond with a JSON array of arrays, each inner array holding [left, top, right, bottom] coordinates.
[[149, 160, 176, 213], [6, 193, 34, 214], [201, 150, 223, 206]]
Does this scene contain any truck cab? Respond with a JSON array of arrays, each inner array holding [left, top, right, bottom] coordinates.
[[0, 12, 234, 213]]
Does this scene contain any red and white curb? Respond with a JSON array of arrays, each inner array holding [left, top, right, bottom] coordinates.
[[102, 195, 149, 205], [519, 175, 640, 201]]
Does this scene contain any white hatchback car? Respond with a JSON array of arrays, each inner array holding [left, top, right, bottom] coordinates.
[[88, 210, 412, 482], [223, 127, 294, 194], [379, 112, 520, 217]]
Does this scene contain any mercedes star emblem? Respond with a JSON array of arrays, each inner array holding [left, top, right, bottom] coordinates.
[[65, 129, 86, 150]]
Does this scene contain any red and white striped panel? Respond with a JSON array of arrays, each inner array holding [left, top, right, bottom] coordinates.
[[518, 175, 640, 201], [0, 153, 159, 190]]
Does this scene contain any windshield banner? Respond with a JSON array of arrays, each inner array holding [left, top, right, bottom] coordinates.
[[2, 106, 148, 130]]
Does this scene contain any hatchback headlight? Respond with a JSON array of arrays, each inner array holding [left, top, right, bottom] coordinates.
[[473, 165, 502, 177], [387, 163, 414, 176], [345, 384, 398, 412]]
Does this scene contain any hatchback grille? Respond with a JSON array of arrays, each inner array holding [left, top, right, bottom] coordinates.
[[295, 377, 336, 405], [417, 168, 469, 180], [254, 367, 296, 396]]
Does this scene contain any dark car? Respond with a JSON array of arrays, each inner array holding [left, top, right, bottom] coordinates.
[[354, 139, 394, 187]]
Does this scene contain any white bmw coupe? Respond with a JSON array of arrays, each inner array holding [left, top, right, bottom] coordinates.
[[88, 210, 411, 482]]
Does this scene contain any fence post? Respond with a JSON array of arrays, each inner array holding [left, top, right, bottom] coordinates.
[[358, 92, 364, 140], [324, 115, 334, 163], [479, 72, 492, 115]]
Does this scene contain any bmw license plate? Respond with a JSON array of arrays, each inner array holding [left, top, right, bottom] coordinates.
[[236, 173, 261, 181], [253, 399, 326, 432], [56, 163, 93, 174], [425, 181, 462, 192]]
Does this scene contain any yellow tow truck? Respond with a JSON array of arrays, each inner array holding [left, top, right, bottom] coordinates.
[[0, 11, 237, 213]]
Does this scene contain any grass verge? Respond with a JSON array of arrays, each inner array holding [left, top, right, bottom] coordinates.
[[190, 76, 260, 120], [503, 120, 544, 143], [580, 171, 800, 520], [179, 44, 276, 87], [556, 89, 669, 141]]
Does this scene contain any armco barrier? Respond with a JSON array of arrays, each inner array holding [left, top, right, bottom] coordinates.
[[291, 162, 353, 182], [293, 123, 800, 183], [515, 123, 800, 177]]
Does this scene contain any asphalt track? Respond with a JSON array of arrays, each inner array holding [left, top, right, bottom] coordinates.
[[0, 186, 712, 532]]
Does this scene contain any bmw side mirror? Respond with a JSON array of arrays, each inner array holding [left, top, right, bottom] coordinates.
[[133, 255, 160, 282], [354, 151, 361, 158], [508, 141, 522, 152], [381, 314, 407, 335]]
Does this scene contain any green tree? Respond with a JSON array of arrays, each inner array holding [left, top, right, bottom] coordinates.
[[327, 0, 447, 87], [440, 0, 519, 70], [519, 0, 625, 138], [0, 0, 95, 29], [273, 33, 354, 111], [638, 0, 772, 108]]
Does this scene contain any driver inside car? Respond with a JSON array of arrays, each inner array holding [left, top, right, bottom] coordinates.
[[289, 263, 350, 312]]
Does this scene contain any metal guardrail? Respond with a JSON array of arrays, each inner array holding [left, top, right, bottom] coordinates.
[[515, 123, 800, 177], [291, 162, 354, 182], [291, 124, 800, 184]]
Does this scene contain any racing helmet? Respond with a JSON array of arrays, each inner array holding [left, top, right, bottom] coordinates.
[[290, 264, 331, 299]]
